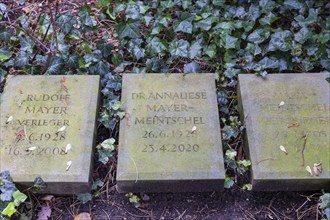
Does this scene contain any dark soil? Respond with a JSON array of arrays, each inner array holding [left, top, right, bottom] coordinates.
[[51, 188, 322, 219]]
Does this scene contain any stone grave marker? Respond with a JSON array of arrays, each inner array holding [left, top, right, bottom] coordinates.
[[238, 73, 330, 191], [0, 75, 100, 194], [117, 73, 225, 192]]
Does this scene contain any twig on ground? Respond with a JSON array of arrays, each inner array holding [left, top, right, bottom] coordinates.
[[301, 134, 308, 166]]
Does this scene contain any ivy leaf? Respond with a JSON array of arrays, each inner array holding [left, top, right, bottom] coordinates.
[[181, 0, 192, 9], [247, 4, 260, 21], [212, 0, 225, 6], [89, 61, 110, 75], [78, 5, 97, 28], [204, 44, 217, 58], [224, 68, 240, 78], [15, 51, 29, 67], [91, 179, 104, 190], [97, 148, 113, 164], [283, 0, 304, 10], [146, 58, 169, 72], [0, 68, 6, 82], [56, 13, 77, 34], [259, 0, 277, 13], [151, 25, 162, 35], [47, 57, 64, 75], [0, 28, 12, 42], [0, 3, 7, 20], [197, 16, 217, 31], [0, 170, 13, 183], [157, 15, 171, 27], [12, 191, 27, 206], [294, 8, 319, 27], [267, 30, 292, 52], [1, 202, 16, 217], [56, 33, 70, 55], [18, 14, 29, 29], [38, 15, 52, 35], [225, 149, 237, 160], [161, 1, 175, 8], [66, 53, 79, 68], [20, 36, 34, 53], [294, 27, 312, 44], [217, 91, 228, 105], [247, 29, 269, 44], [0, 48, 12, 62], [224, 176, 234, 189], [0, 183, 16, 202], [184, 61, 201, 73], [320, 59, 330, 70], [100, 138, 115, 150], [222, 125, 239, 140], [31, 176, 47, 193], [259, 12, 279, 25], [125, 3, 140, 20], [189, 39, 203, 58], [143, 15, 153, 26], [117, 22, 140, 39], [221, 34, 239, 49], [169, 39, 189, 57], [146, 37, 167, 55], [96, 41, 113, 58], [173, 12, 194, 34], [259, 57, 279, 69], [131, 45, 145, 60], [77, 193, 93, 204]]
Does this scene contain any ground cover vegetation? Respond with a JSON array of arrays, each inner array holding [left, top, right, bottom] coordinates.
[[0, 0, 329, 219]]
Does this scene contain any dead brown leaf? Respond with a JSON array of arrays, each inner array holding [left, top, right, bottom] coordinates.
[[288, 123, 300, 128], [74, 212, 91, 220], [37, 206, 52, 220]]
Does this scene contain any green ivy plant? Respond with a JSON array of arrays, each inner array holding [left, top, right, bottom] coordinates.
[[0, 171, 47, 219], [0, 1, 122, 165], [125, 192, 141, 208], [99, 0, 329, 77], [0, 171, 27, 219], [97, 0, 329, 189], [319, 192, 330, 220], [96, 138, 116, 164]]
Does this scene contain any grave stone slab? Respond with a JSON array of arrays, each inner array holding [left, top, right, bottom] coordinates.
[[117, 73, 225, 193], [238, 73, 330, 191], [0, 75, 100, 194]]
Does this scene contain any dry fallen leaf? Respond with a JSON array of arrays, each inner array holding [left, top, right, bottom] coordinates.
[[40, 195, 55, 202], [37, 206, 51, 220], [56, 126, 66, 133], [74, 212, 91, 220], [66, 161, 72, 171], [65, 144, 72, 154], [6, 116, 13, 124], [279, 145, 288, 155], [288, 122, 300, 128], [306, 166, 313, 176], [40, 195, 55, 206], [313, 163, 322, 176], [26, 146, 37, 151], [278, 101, 285, 107]]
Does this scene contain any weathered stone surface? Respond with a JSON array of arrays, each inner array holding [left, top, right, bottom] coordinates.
[[0, 75, 100, 194], [117, 73, 225, 192], [238, 73, 330, 191]]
